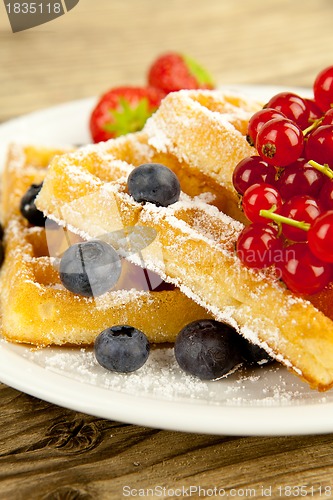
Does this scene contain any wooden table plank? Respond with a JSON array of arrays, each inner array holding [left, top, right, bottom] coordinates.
[[0, 0, 332, 122], [2, 386, 333, 499]]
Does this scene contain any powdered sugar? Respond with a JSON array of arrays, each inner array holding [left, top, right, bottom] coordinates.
[[18, 341, 329, 407]]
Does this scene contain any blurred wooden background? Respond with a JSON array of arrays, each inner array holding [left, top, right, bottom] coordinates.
[[0, 0, 333, 121], [1, 0, 333, 498]]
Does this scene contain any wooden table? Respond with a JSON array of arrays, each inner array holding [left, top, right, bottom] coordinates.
[[1, 0, 333, 498]]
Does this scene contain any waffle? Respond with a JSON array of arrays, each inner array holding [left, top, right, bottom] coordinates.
[[0, 143, 211, 346], [144, 90, 262, 222], [37, 136, 333, 391]]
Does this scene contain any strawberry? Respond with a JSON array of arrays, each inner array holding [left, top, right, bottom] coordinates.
[[89, 86, 165, 143], [148, 52, 215, 95]]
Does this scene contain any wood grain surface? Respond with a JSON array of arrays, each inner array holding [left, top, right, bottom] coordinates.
[[1, 0, 333, 498]]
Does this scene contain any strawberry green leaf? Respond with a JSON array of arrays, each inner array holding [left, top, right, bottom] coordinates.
[[104, 97, 156, 137], [183, 54, 214, 87]]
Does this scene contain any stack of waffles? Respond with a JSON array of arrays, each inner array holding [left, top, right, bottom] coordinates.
[[2, 89, 333, 391]]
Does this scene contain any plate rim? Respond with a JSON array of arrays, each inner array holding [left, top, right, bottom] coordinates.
[[2, 83, 331, 437]]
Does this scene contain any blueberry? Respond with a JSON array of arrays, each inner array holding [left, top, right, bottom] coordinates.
[[59, 240, 122, 297], [94, 325, 150, 373], [127, 163, 181, 207], [20, 183, 46, 226], [174, 319, 243, 380], [239, 338, 274, 366]]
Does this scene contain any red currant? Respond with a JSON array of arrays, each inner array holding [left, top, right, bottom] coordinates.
[[278, 195, 322, 242], [276, 158, 325, 200], [236, 223, 282, 269], [232, 156, 276, 195], [246, 108, 286, 147], [256, 118, 304, 167], [313, 65, 333, 112], [242, 183, 282, 223], [319, 179, 333, 210], [304, 98, 324, 122], [264, 92, 311, 130], [281, 242, 332, 295], [308, 211, 333, 262], [322, 108, 333, 126], [305, 125, 333, 168]]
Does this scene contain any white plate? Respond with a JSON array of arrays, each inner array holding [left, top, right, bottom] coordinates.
[[1, 84, 332, 437]]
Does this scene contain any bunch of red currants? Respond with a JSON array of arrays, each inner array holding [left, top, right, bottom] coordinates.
[[233, 66, 333, 295]]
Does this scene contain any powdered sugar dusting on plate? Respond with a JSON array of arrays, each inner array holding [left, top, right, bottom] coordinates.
[[18, 342, 329, 407]]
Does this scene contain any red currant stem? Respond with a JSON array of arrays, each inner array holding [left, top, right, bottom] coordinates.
[[302, 117, 323, 136], [259, 207, 310, 231], [308, 159, 333, 179]]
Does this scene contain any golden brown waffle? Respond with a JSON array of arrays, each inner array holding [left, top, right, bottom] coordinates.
[[144, 90, 262, 222], [37, 139, 333, 391], [0, 143, 211, 346]]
